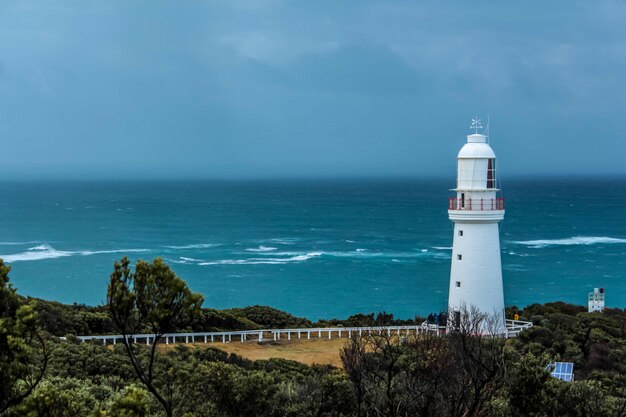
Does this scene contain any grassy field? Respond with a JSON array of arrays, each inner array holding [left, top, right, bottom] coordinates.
[[165, 337, 350, 367]]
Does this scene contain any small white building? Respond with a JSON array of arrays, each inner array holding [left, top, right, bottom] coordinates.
[[588, 288, 605, 313], [447, 120, 506, 334]]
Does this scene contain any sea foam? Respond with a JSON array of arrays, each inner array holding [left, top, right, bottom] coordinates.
[[163, 243, 220, 250], [512, 236, 626, 248], [199, 252, 322, 266], [236, 249, 450, 261], [0, 244, 150, 263], [245, 246, 277, 252]]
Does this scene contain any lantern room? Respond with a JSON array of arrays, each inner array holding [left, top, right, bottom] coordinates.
[[456, 134, 497, 191], [449, 133, 503, 212]]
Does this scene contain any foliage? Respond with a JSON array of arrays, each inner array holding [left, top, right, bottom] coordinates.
[[191, 308, 260, 332], [226, 305, 312, 329], [315, 311, 421, 328], [10, 376, 106, 417], [107, 257, 203, 417], [4, 254, 626, 416], [23, 298, 114, 337], [341, 306, 509, 417], [101, 385, 151, 417], [20, 298, 304, 337], [510, 303, 626, 380], [0, 261, 47, 415], [45, 338, 135, 383]]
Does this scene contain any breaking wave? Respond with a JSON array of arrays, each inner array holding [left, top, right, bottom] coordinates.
[[267, 238, 299, 245], [163, 243, 220, 250], [168, 256, 206, 264], [259, 250, 449, 260], [512, 236, 626, 248], [198, 249, 451, 266], [245, 246, 277, 252], [0, 244, 150, 263], [199, 252, 322, 266], [179, 256, 202, 262]]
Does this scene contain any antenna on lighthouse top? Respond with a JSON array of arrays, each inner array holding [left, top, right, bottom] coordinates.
[[486, 114, 490, 143], [470, 117, 483, 134]]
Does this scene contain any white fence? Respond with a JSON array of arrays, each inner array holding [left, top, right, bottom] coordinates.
[[74, 324, 442, 346], [71, 320, 532, 346]]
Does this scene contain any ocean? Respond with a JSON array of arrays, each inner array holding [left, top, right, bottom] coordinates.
[[0, 178, 624, 320]]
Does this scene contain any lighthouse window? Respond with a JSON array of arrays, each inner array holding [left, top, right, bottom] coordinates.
[[458, 230, 463, 237], [487, 159, 496, 189], [457, 254, 462, 261], [455, 281, 461, 288]]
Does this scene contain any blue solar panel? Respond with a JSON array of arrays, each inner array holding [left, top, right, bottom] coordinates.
[[550, 362, 574, 382]]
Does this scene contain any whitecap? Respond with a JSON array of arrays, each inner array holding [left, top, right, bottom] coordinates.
[[180, 256, 203, 262], [29, 244, 52, 251], [0, 241, 42, 246], [199, 252, 322, 266], [268, 238, 299, 245], [164, 243, 220, 250], [245, 246, 277, 252], [512, 236, 626, 248], [1, 245, 150, 263], [2, 245, 72, 262], [253, 250, 450, 260], [168, 256, 204, 265], [79, 248, 150, 256], [431, 246, 453, 250]]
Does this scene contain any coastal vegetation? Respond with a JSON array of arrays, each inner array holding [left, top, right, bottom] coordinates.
[[2, 257, 626, 416]]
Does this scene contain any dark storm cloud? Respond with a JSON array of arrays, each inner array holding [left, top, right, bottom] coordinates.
[[0, 0, 624, 179]]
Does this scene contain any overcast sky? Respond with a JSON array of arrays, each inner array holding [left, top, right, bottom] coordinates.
[[0, 1, 625, 179]]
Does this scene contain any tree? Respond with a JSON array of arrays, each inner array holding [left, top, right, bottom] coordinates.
[[0, 260, 48, 415], [96, 385, 151, 417], [341, 306, 509, 417], [13, 376, 105, 417], [443, 305, 509, 417], [191, 361, 277, 417], [340, 334, 368, 417], [342, 329, 423, 417], [505, 352, 555, 416], [107, 257, 203, 417]]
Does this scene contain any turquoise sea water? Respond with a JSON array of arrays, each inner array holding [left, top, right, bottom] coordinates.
[[0, 178, 624, 320]]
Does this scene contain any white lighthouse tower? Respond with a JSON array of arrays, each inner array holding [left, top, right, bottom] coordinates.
[[447, 118, 506, 334]]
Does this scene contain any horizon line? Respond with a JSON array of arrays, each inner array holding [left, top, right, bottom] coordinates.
[[0, 173, 625, 183]]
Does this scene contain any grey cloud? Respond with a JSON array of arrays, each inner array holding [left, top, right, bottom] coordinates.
[[0, 0, 624, 179], [288, 43, 422, 96]]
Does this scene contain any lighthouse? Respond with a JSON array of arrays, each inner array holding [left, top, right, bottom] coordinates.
[[447, 119, 506, 333]]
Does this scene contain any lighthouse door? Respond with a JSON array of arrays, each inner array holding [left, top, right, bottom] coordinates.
[[461, 193, 465, 208]]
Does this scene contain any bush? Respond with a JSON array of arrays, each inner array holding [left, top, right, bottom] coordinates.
[[225, 306, 312, 329]]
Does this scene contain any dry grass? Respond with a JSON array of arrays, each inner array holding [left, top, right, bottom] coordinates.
[[162, 336, 350, 367]]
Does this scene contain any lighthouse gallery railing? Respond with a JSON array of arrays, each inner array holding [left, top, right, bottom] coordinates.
[[448, 198, 504, 211]]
